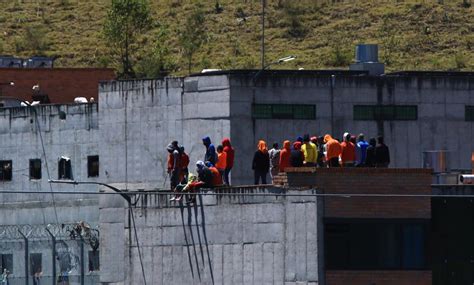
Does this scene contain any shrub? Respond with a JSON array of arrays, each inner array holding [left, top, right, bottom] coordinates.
[[454, 53, 467, 69]]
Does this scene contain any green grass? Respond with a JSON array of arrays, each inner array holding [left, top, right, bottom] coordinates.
[[0, 0, 472, 75]]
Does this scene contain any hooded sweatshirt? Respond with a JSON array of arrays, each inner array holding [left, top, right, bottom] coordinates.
[[290, 141, 304, 167], [324, 135, 342, 160], [202, 136, 217, 166], [301, 141, 318, 164], [365, 139, 377, 167], [252, 140, 270, 173], [279, 140, 291, 172], [222, 138, 235, 169]]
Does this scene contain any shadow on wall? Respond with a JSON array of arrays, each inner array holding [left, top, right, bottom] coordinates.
[[178, 196, 215, 285]]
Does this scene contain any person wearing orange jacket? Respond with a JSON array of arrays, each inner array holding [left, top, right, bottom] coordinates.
[[279, 140, 292, 172], [324, 134, 342, 167], [215, 145, 227, 180], [221, 138, 235, 185], [340, 132, 356, 167]]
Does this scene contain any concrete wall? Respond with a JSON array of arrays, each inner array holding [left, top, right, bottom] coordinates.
[[0, 103, 100, 225], [0, 104, 100, 283], [99, 186, 322, 285], [98, 77, 231, 189], [228, 73, 474, 184]]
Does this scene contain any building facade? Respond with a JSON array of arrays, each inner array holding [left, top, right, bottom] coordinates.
[[0, 70, 473, 284]]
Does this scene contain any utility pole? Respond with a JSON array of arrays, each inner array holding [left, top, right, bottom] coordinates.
[[261, 0, 266, 70]]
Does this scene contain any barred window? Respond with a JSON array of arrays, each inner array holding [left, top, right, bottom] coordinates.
[[354, 105, 417, 121], [252, 104, 316, 120]]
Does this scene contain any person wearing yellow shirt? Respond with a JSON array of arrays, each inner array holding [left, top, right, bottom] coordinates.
[[301, 134, 318, 166]]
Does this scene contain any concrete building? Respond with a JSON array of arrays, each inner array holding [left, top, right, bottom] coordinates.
[[98, 70, 474, 187], [0, 69, 473, 284]]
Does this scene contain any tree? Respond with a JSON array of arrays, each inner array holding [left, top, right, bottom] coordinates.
[[178, 5, 206, 74], [136, 26, 176, 78], [103, 0, 152, 78]]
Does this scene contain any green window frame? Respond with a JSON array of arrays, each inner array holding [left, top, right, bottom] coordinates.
[[354, 105, 417, 121], [465, 106, 474, 121], [252, 104, 316, 120]]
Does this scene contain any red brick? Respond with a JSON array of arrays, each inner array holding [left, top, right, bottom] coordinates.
[[0, 68, 115, 103]]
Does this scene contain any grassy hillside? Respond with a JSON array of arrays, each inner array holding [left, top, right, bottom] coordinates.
[[0, 0, 472, 75]]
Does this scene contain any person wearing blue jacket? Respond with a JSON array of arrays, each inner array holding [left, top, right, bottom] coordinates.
[[356, 133, 369, 166], [202, 136, 217, 166]]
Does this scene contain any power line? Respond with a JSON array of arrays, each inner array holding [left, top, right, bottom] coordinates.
[[0, 190, 473, 198]]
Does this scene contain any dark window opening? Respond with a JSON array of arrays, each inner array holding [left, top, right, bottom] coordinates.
[[0, 254, 13, 273], [0, 160, 12, 181], [466, 106, 474, 121], [29, 159, 42, 180], [252, 104, 316, 120], [88, 250, 100, 272], [58, 157, 72, 180], [325, 219, 428, 270], [87, 156, 99, 177], [29, 253, 42, 276], [354, 105, 418, 121]]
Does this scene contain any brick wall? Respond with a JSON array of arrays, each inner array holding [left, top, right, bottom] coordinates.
[[326, 270, 432, 285], [274, 168, 432, 219], [0, 68, 115, 103]]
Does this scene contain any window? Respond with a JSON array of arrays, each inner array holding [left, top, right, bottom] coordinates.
[[466, 106, 474, 121], [325, 219, 428, 270], [87, 155, 99, 177], [0, 160, 12, 181], [252, 104, 316, 120], [354, 105, 417, 121], [29, 159, 42, 180], [58, 157, 72, 180], [88, 250, 100, 272], [29, 253, 42, 276], [0, 254, 13, 273]]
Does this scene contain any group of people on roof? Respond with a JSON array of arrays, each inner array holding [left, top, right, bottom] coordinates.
[[166, 137, 235, 202], [166, 132, 390, 199], [253, 133, 390, 184]]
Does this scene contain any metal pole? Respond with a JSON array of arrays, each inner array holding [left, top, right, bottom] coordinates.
[[80, 236, 84, 285], [261, 0, 265, 69], [18, 230, 29, 285], [45, 228, 56, 285]]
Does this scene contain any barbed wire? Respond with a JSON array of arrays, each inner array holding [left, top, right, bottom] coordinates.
[[0, 223, 98, 241]]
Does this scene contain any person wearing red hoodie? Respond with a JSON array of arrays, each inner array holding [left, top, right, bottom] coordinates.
[[279, 140, 291, 172], [221, 138, 235, 185]]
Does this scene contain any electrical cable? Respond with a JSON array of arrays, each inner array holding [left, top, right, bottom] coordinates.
[[1, 189, 474, 198], [129, 207, 147, 285], [32, 105, 59, 224]]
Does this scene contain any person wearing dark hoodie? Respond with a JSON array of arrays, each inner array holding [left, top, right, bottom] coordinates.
[[290, 141, 304, 167], [221, 138, 235, 185], [365, 138, 377, 167], [252, 140, 270, 184], [279, 140, 291, 172], [375, 135, 390, 168], [202, 136, 217, 166], [166, 141, 181, 189]]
